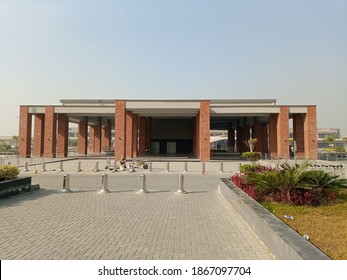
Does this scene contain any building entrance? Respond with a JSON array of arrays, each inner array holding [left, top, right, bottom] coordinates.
[[150, 118, 193, 155]]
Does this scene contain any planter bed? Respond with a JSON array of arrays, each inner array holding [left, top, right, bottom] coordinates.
[[0, 177, 32, 198], [219, 178, 330, 260]]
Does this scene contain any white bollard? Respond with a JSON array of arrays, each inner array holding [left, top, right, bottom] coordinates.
[[137, 174, 148, 194], [112, 160, 117, 172], [62, 174, 72, 193], [77, 161, 82, 172], [41, 161, 46, 172], [176, 174, 187, 194], [166, 162, 170, 172], [219, 162, 224, 173], [149, 162, 152, 172], [93, 162, 100, 172], [201, 162, 205, 174], [24, 162, 29, 172], [59, 161, 64, 172], [183, 162, 187, 172], [129, 161, 135, 173], [98, 173, 110, 193]]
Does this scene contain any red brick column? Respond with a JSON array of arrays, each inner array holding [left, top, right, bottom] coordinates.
[[89, 123, 101, 154], [304, 106, 318, 159], [268, 114, 278, 157], [77, 118, 88, 155], [293, 114, 305, 158], [138, 117, 146, 154], [126, 111, 133, 158], [101, 122, 111, 153], [115, 100, 126, 160], [199, 101, 210, 161], [56, 114, 69, 157], [33, 114, 45, 157], [18, 106, 32, 158], [277, 107, 290, 158], [132, 114, 138, 157], [43, 106, 57, 158]]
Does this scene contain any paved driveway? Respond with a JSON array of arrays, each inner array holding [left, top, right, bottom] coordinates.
[[0, 173, 273, 260]]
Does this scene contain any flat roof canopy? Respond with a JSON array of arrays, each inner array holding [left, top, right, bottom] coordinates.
[[25, 99, 312, 128]]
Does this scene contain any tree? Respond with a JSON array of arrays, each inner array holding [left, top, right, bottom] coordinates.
[[343, 137, 347, 151], [12, 135, 18, 155], [244, 138, 258, 152], [326, 135, 336, 146], [242, 138, 261, 161]]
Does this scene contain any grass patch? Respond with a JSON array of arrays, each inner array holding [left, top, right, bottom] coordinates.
[[261, 189, 347, 260]]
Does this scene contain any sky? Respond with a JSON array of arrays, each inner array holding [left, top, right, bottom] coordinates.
[[1, 0, 346, 136]]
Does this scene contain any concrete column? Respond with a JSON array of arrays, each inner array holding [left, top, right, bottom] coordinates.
[[56, 114, 69, 157], [126, 111, 133, 158], [18, 106, 32, 158], [77, 118, 88, 155], [43, 106, 57, 158], [293, 114, 305, 158], [139, 117, 146, 154], [101, 122, 111, 153], [115, 100, 126, 160], [304, 106, 318, 159], [199, 100, 210, 161], [33, 114, 45, 157], [132, 114, 138, 157]]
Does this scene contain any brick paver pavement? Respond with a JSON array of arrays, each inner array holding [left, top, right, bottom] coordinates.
[[0, 172, 274, 260]]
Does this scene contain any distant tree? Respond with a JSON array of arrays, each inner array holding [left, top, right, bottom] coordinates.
[[12, 135, 18, 154], [326, 135, 336, 146], [244, 138, 258, 152]]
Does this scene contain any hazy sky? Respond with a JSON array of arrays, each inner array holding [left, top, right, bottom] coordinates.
[[1, 0, 346, 136]]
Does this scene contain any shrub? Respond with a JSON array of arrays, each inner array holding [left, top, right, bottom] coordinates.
[[301, 170, 347, 190], [0, 165, 20, 180], [240, 163, 273, 174], [241, 152, 261, 161], [231, 173, 264, 201]]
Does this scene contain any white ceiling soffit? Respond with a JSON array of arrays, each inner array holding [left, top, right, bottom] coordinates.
[[210, 106, 280, 115]]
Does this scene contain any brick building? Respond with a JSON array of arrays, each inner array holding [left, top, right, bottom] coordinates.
[[18, 99, 318, 160]]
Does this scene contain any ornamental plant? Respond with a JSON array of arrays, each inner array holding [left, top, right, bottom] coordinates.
[[231, 161, 345, 206], [0, 165, 20, 180]]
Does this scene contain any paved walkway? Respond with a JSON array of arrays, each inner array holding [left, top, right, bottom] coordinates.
[[0, 172, 274, 260]]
